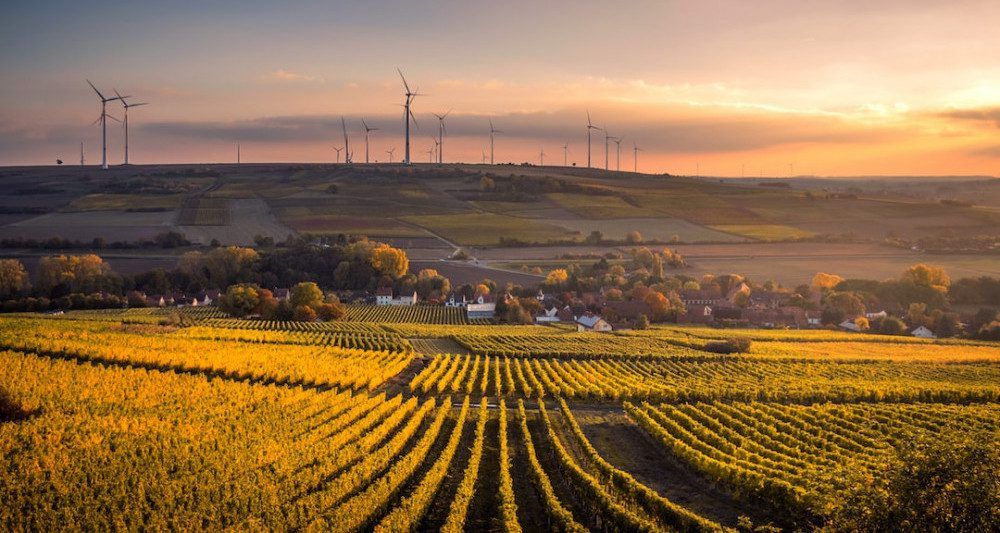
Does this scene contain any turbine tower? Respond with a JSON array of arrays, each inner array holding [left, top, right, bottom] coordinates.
[[80, 141, 85, 166], [361, 119, 378, 164], [489, 119, 502, 165], [562, 143, 569, 166], [333, 146, 343, 163], [237, 142, 240, 164], [386, 147, 395, 163], [432, 110, 450, 163], [481, 148, 487, 164], [632, 142, 642, 173], [115, 90, 147, 165], [603, 125, 613, 171], [425, 145, 434, 163], [613, 136, 624, 171], [86, 80, 125, 170], [341, 117, 351, 163], [539, 146, 545, 166], [432, 138, 441, 163], [397, 68, 421, 165], [586, 110, 600, 168]]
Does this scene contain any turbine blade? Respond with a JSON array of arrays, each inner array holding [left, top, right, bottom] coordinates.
[[397, 68, 411, 93], [86, 79, 105, 100]]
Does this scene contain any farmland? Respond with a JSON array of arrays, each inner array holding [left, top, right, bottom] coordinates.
[[1, 309, 998, 530]]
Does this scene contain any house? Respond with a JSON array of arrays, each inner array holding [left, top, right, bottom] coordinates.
[[602, 300, 653, 324], [556, 305, 575, 322], [575, 313, 613, 332], [839, 319, 862, 332], [467, 293, 496, 319], [679, 304, 714, 324], [534, 306, 561, 324], [911, 325, 937, 339], [444, 293, 468, 308], [865, 310, 888, 320], [392, 291, 418, 306], [273, 288, 290, 302], [680, 288, 723, 306], [747, 291, 790, 310], [146, 295, 167, 307], [744, 306, 807, 328], [806, 311, 822, 327], [375, 287, 394, 306]]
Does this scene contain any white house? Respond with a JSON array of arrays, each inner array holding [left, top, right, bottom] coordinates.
[[444, 293, 468, 308], [534, 306, 561, 324], [575, 314, 613, 332], [466, 294, 496, 319], [375, 287, 394, 306], [393, 291, 418, 306], [911, 325, 937, 339], [865, 310, 888, 320], [839, 319, 862, 332]]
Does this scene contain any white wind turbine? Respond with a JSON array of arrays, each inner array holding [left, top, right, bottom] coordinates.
[[432, 110, 450, 163], [632, 142, 642, 173], [562, 143, 569, 166], [613, 136, 624, 171], [341, 116, 351, 163], [361, 119, 378, 164], [489, 119, 502, 165], [539, 146, 545, 166], [603, 125, 614, 171], [586, 110, 600, 168], [386, 147, 395, 163], [397, 68, 421, 165], [115, 89, 147, 165], [87, 80, 125, 169], [333, 146, 343, 163], [481, 148, 487, 164], [432, 137, 441, 163], [425, 145, 434, 163]]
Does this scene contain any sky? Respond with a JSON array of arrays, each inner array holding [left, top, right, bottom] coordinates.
[[1, 0, 999, 176]]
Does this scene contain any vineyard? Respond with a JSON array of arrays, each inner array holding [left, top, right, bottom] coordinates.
[[344, 304, 490, 325], [1, 309, 999, 531]]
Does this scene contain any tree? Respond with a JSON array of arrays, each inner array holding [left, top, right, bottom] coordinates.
[[826, 291, 866, 318], [315, 302, 345, 321], [480, 176, 495, 191], [635, 314, 650, 330], [644, 292, 673, 322], [811, 272, 844, 291], [902, 263, 950, 292], [220, 284, 260, 317], [626, 230, 643, 244], [827, 433, 1000, 532], [370, 243, 409, 278], [0, 259, 29, 298], [585, 230, 603, 245], [289, 282, 323, 309], [35, 254, 116, 295], [879, 316, 907, 335], [545, 269, 569, 288], [854, 316, 870, 331], [292, 305, 317, 322], [255, 289, 279, 318]]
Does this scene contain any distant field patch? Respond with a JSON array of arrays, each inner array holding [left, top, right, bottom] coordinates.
[[286, 215, 428, 237], [547, 192, 661, 218], [548, 218, 746, 243], [177, 198, 231, 226], [67, 193, 184, 212], [709, 224, 814, 241], [403, 212, 576, 245]]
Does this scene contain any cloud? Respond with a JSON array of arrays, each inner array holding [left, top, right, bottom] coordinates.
[[260, 69, 321, 83], [137, 103, 892, 154], [935, 107, 1000, 128], [971, 145, 1000, 158]]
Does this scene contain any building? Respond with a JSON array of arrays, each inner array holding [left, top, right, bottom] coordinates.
[[375, 287, 394, 305], [679, 304, 714, 324], [467, 294, 496, 319], [534, 306, 561, 324], [444, 293, 468, 308], [575, 313, 613, 332], [744, 306, 807, 328], [273, 288, 290, 302], [680, 288, 724, 306], [839, 319, 862, 332], [911, 325, 937, 339]]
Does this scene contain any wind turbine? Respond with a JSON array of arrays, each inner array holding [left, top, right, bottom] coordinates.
[[386, 147, 395, 163], [632, 142, 642, 173], [341, 116, 351, 163], [586, 110, 600, 168], [432, 110, 450, 163], [489, 119, 502, 165], [80, 141, 85, 166], [481, 148, 487, 164], [432, 137, 441, 163], [115, 90, 147, 165], [539, 146, 545, 166], [86, 80, 125, 170], [603, 125, 613, 171], [397, 68, 421, 165], [333, 146, 343, 163], [561, 143, 569, 166], [613, 136, 623, 171], [425, 145, 434, 163], [237, 142, 241, 164], [361, 119, 378, 164]]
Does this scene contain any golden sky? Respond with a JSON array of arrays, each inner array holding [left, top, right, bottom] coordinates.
[[1, 0, 998, 175]]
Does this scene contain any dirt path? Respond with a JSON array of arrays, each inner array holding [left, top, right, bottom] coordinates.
[[408, 338, 470, 355], [574, 409, 778, 528]]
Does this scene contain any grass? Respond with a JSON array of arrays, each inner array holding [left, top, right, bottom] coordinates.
[[547, 192, 662, 218], [709, 224, 815, 241], [67, 193, 185, 212], [402, 212, 577, 245], [283, 215, 429, 237]]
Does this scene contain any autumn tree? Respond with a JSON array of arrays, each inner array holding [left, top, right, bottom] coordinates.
[[220, 284, 260, 317], [811, 272, 844, 291], [416, 269, 451, 301], [35, 254, 116, 295], [0, 259, 30, 298], [902, 264, 951, 292], [289, 281, 323, 309], [545, 269, 569, 288], [293, 305, 318, 322], [626, 230, 643, 244], [370, 243, 409, 278]]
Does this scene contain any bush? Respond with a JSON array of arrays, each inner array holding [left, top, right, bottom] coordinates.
[[292, 305, 317, 322], [703, 338, 752, 354]]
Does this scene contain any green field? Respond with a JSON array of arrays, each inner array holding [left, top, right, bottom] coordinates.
[[403, 212, 578, 245]]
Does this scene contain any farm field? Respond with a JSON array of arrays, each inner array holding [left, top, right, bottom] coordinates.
[[1, 309, 998, 530]]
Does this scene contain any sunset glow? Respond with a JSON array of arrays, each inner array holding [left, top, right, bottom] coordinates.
[[2, 0, 998, 175]]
